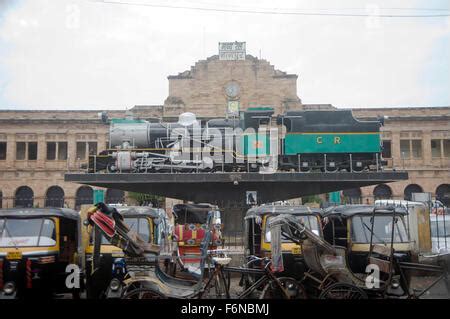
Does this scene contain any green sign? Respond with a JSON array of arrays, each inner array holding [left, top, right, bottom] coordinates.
[[329, 191, 341, 204], [93, 189, 105, 204]]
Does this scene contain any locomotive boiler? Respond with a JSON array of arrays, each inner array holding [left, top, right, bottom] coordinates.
[[88, 108, 386, 173]]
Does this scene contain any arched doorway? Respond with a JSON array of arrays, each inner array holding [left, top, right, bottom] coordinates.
[[343, 188, 362, 204], [14, 186, 34, 208], [105, 189, 125, 204], [373, 184, 392, 200], [45, 186, 65, 208], [436, 184, 450, 206], [403, 184, 423, 201], [75, 186, 93, 210]]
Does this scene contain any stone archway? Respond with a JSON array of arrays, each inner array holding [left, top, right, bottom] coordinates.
[[75, 186, 93, 210], [105, 188, 125, 204], [436, 184, 450, 206], [14, 186, 34, 208], [373, 184, 392, 200], [45, 186, 65, 208], [403, 184, 423, 201], [342, 188, 362, 204]]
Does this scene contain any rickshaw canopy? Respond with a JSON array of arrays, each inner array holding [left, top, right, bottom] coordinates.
[[321, 204, 408, 219], [115, 206, 163, 219], [0, 207, 80, 221], [245, 205, 322, 220]]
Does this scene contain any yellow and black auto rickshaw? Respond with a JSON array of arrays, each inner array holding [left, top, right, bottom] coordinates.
[[243, 204, 323, 279], [321, 205, 413, 273], [0, 208, 82, 299], [83, 205, 167, 299]]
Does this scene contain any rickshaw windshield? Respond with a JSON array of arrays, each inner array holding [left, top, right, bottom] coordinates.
[[90, 217, 151, 244], [351, 215, 409, 244], [0, 218, 56, 247], [177, 211, 208, 224], [265, 215, 320, 243]]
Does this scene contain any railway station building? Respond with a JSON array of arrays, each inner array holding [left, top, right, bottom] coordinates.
[[0, 45, 449, 210]]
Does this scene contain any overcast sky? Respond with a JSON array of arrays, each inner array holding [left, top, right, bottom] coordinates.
[[0, 0, 449, 110]]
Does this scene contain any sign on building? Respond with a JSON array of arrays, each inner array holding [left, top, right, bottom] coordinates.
[[93, 189, 105, 204], [227, 100, 240, 115], [219, 42, 246, 60], [246, 191, 257, 205]]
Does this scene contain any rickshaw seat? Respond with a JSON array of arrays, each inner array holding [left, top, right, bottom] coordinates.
[[302, 239, 366, 287], [368, 257, 391, 274], [320, 246, 366, 287], [371, 244, 392, 257], [129, 269, 198, 299], [212, 257, 232, 266]]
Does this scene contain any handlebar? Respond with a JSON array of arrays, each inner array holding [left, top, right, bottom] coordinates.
[[246, 255, 272, 269]]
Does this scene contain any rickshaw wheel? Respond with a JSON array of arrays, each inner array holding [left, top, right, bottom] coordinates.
[[259, 277, 307, 299], [122, 288, 167, 299], [319, 282, 368, 299]]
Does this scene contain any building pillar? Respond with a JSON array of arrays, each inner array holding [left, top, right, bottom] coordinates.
[[67, 132, 77, 170], [36, 133, 46, 169], [6, 133, 16, 164], [391, 131, 401, 167], [422, 130, 432, 166]]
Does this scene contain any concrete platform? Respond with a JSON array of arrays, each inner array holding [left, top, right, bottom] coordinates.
[[65, 171, 408, 204]]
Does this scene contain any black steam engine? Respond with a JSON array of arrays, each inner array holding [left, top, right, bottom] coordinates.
[[88, 108, 386, 173]]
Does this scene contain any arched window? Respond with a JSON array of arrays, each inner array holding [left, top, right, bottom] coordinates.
[[436, 184, 450, 206], [75, 186, 93, 210], [343, 188, 362, 204], [45, 186, 65, 208], [373, 184, 392, 200], [105, 189, 125, 204], [14, 186, 34, 208], [403, 184, 423, 201]]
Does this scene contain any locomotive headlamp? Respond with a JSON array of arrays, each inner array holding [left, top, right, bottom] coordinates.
[[109, 278, 121, 291], [391, 278, 400, 289], [3, 282, 15, 295]]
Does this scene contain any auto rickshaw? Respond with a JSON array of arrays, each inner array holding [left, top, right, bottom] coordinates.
[[82, 205, 168, 298], [243, 204, 323, 279], [0, 208, 82, 299], [321, 204, 413, 273], [171, 203, 222, 276]]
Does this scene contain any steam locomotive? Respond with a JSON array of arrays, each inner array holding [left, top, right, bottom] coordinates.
[[88, 107, 385, 173]]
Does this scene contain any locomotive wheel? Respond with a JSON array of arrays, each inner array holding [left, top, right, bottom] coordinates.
[[300, 164, 311, 173], [122, 288, 167, 299], [318, 282, 368, 299], [351, 164, 365, 172], [325, 165, 338, 173]]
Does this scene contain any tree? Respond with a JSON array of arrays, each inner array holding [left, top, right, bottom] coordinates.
[[127, 192, 165, 207]]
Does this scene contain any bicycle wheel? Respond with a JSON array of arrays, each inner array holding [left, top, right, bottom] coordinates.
[[318, 282, 368, 299], [213, 271, 230, 299], [259, 277, 307, 299], [122, 287, 167, 299]]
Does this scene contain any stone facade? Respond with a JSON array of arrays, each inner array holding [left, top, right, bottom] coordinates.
[[164, 55, 302, 117], [351, 107, 450, 205]]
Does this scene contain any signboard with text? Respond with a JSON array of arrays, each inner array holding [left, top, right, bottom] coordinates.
[[219, 42, 246, 60]]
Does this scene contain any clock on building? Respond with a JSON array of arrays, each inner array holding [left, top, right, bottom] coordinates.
[[225, 82, 240, 99]]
